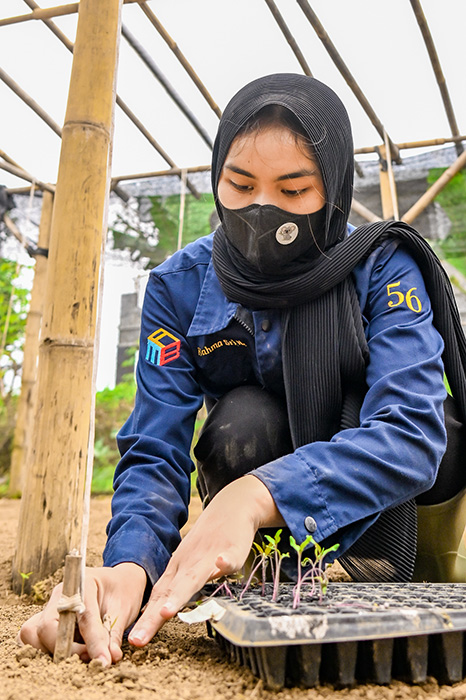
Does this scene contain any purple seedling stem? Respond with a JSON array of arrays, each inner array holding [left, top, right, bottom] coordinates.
[[264, 530, 290, 602]]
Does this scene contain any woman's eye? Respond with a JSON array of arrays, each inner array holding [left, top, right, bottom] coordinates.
[[230, 180, 253, 193], [282, 188, 307, 197]]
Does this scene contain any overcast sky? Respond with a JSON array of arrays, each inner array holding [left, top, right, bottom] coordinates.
[[1, 0, 465, 190]]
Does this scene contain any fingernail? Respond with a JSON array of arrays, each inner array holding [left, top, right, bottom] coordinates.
[[129, 630, 147, 645], [95, 654, 110, 667]]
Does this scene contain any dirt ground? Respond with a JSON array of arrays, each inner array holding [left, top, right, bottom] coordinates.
[[2, 497, 466, 700]]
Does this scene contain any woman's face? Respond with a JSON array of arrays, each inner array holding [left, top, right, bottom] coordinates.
[[217, 126, 326, 215]]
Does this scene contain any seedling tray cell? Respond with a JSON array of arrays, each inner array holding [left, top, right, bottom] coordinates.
[[208, 582, 466, 689]]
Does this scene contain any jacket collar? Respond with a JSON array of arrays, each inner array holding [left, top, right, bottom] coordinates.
[[187, 258, 237, 337]]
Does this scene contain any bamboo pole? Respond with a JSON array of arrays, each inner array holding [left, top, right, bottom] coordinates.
[[138, 3, 222, 118], [0, 160, 55, 193], [409, 0, 463, 157], [351, 198, 382, 223], [0, 150, 22, 168], [20, 0, 198, 198], [177, 169, 187, 251], [115, 95, 200, 198], [3, 214, 36, 256], [0, 67, 62, 136], [12, 0, 123, 593], [8, 192, 53, 496], [112, 163, 211, 183], [296, 0, 401, 163], [1, 60, 128, 200], [121, 25, 213, 149], [378, 136, 399, 220], [0, 0, 143, 26], [355, 134, 466, 155], [402, 148, 466, 224], [263, 0, 313, 76]]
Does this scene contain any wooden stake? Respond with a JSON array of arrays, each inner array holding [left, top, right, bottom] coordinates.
[[53, 552, 82, 663], [12, 0, 123, 594], [8, 192, 53, 496]]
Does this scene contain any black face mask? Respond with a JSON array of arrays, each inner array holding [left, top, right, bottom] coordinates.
[[220, 203, 326, 274]]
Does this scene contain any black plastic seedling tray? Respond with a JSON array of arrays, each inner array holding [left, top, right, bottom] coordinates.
[[207, 582, 466, 689]]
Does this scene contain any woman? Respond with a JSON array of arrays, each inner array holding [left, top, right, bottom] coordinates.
[[20, 73, 466, 665]]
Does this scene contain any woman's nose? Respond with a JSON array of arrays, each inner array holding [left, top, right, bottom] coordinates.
[[252, 190, 273, 207]]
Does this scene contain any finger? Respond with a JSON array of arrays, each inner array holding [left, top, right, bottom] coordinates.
[[106, 615, 125, 664], [23, 585, 63, 655], [76, 582, 112, 666], [129, 565, 210, 646], [215, 550, 243, 576], [18, 612, 52, 654]]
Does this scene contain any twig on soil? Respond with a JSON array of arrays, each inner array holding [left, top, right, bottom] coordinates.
[[250, 678, 263, 697]]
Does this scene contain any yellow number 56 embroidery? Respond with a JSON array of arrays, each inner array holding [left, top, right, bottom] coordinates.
[[386, 281, 422, 313]]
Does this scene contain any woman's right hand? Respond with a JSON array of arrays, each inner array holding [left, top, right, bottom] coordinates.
[[18, 562, 147, 666]]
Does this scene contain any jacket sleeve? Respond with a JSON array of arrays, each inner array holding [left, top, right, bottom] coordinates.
[[251, 241, 448, 555], [102, 271, 204, 585]]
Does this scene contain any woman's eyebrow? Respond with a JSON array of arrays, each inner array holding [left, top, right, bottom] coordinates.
[[224, 164, 255, 179], [276, 169, 318, 181], [224, 164, 319, 180]]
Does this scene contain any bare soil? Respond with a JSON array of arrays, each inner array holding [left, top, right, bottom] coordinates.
[[2, 496, 466, 700]]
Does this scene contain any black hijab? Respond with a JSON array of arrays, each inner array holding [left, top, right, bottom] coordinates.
[[212, 73, 354, 250], [212, 74, 369, 445], [210, 74, 466, 582]]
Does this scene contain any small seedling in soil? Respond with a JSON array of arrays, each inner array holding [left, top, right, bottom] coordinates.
[[239, 538, 274, 600], [206, 579, 234, 599], [290, 535, 339, 608], [19, 571, 33, 598], [263, 529, 289, 602], [205, 530, 339, 609]]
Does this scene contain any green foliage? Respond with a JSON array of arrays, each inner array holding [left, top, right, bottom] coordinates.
[[92, 372, 137, 493], [111, 193, 216, 269], [428, 168, 466, 260], [0, 258, 30, 479]]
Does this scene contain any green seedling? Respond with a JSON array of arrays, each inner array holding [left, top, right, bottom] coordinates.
[[19, 571, 33, 598], [206, 579, 234, 600], [239, 538, 274, 600], [289, 535, 339, 608], [264, 529, 289, 602]]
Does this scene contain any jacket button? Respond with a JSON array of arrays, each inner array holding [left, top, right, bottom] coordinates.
[[304, 516, 317, 533], [261, 319, 271, 332]]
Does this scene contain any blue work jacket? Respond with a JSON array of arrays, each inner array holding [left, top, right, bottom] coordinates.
[[103, 228, 447, 585]]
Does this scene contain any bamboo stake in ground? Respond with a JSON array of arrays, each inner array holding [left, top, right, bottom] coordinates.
[[53, 552, 82, 663], [12, 0, 122, 594], [8, 191, 53, 495]]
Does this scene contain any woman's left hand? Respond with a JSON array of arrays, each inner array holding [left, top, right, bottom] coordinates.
[[128, 474, 283, 646]]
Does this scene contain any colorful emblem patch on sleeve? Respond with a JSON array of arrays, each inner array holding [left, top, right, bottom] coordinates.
[[145, 328, 181, 366]]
